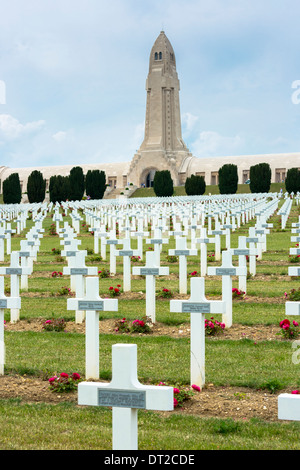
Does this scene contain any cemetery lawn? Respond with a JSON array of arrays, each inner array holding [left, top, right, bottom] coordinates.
[[1, 199, 300, 450]]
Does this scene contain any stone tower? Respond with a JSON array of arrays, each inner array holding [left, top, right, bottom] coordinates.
[[127, 31, 193, 188]]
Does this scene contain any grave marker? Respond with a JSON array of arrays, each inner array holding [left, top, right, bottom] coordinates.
[[67, 276, 118, 379], [115, 238, 141, 292], [132, 251, 169, 322], [0, 252, 32, 323], [170, 277, 225, 387], [207, 250, 247, 328], [78, 343, 173, 450], [168, 237, 197, 294], [0, 276, 21, 374]]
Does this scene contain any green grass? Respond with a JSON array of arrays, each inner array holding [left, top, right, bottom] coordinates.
[[0, 199, 300, 449], [131, 183, 286, 198], [0, 401, 300, 450]]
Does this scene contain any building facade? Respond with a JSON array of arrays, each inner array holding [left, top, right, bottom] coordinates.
[[0, 31, 299, 199]]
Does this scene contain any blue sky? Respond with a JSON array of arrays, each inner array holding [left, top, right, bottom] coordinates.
[[1, 0, 300, 169]]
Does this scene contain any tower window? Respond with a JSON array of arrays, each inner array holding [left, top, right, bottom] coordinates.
[[159, 52, 162, 60], [154, 52, 158, 60]]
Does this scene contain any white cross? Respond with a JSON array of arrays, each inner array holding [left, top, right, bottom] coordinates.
[[78, 343, 173, 450], [0, 252, 32, 323], [131, 219, 149, 260], [67, 276, 118, 379], [168, 237, 197, 294], [63, 251, 98, 323], [115, 238, 140, 292], [221, 217, 233, 250], [0, 228, 6, 262], [246, 227, 259, 276], [211, 220, 225, 261], [195, 227, 215, 277], [230, 236, 254, 293], [91, 224, 109, 259], [278, 282, 300, 420], [132, 251, 169, 322], [207, 250, 247, 328], [170, 277, 225, 388], [104, 230, 118, 275], [146, 228, 169, 266], [0, 276, 21, 374], [4, 223, 16, 255]]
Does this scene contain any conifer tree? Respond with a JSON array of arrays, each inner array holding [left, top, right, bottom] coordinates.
[[3, 173, 22, 204], [27, 170, 46, 203], [153, 170, 174, 197]]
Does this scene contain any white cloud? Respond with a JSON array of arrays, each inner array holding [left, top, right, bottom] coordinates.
[[0, 114, 45, 141], [190, 130, 244, 158], [52, 131, 67, 142], [0, 81, 6, 105], [182, 112, 199, 135]]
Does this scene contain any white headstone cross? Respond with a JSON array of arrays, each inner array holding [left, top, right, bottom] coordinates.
[[211, 219, 225, 261], [170, 277, 225, 388], [63, 251, 98, 323], [0, 228, 6, 262], [132, 251, 169, 323], [246, 227, 259, 276], [146, 228, 169, 266], [196, 227, 215, 277], [67, 276, 118, 379], [230, 236, 253, 293], [0, 276, 21, 374], [78, 343, 174, 450], [104, 230, 118, 275], [278, 288, 300, 421], [0, 251, 32, 323], [168, 237, 197, 294], [115, 238, 140, 292], [207, 250, 247, 328]]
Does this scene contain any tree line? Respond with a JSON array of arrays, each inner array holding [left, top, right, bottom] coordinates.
[[2, 167, 107, 204], [152, 163, 300, 197]]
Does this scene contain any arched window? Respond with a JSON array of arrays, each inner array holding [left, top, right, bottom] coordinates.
[[154, 52, 158, 60], [159, 52, 162, 60]]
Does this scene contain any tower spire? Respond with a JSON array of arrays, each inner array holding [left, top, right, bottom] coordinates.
[[127, 32, 193, 188]]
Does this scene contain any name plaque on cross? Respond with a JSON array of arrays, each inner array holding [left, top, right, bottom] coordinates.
[[119, 250, 133, 256], [182, 302, 211, 314], [174, 250, 190, 256], [0, 299, 7, 308], [64, 241, 71, 245], [246, 238, 258, 243], [107, 240, 118, 245], [98, 389, 146, 409], [140, 268, 160, 275], [27, 241, 35, 246], [78, 300, 104, 311], [216, 268, 236, 276], [233, 249, 249, 256], [6, 268, 22, 275], [19, 252, 30, 257], [212, 231, 223, 235], [70, 268, 88, 275], [150, 240, 161, 244], [66, 251, 76, 257]]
